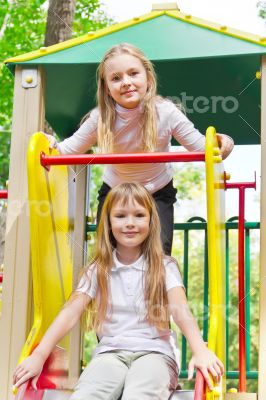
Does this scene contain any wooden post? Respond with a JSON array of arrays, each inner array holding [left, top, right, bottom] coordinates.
[[258, 55, 266, 400], [68, 165, 88, 387], [0, 66, 45, 400]]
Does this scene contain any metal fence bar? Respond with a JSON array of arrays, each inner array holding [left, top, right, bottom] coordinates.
[[226, 228, 230, 371], [181, 228, 189, 372], [245, 228, 251, 372]]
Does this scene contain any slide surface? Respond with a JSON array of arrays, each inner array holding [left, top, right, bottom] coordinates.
[[16, 133, 73, 397]]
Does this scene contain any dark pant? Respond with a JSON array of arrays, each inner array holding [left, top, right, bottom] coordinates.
[[97, 180, 177, 255]]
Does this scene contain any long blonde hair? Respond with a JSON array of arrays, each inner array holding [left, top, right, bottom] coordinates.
[[96, 43, 158, 153], [85, 182, 169, 332]]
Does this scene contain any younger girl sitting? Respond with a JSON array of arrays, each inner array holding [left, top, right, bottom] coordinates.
[[13, 182, 224, 399]]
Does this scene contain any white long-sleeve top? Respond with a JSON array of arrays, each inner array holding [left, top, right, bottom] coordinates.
[[58, 98, 205, 193]]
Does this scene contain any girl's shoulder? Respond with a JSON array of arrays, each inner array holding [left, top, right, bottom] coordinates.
[[163, 255, 179, 269], [163, 256, 184, 288], [79, 106, 100, 126], [86, 262, 97, 275], [76, 262, 98, 297]]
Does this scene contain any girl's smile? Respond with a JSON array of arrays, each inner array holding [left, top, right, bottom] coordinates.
[[122, 89, 137, 96], [105, 54, 148, 109]]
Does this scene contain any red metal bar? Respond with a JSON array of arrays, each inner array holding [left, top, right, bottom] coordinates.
[[238, 186, 246, 392], [40, 151, 205, 167], [194, 369, 205, 399], [224, 172, 256, 392], [225, 182, 256, 190], [0, 190, 8, 199]]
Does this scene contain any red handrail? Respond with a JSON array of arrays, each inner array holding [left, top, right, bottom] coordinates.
[[40, 151, 205, 168]]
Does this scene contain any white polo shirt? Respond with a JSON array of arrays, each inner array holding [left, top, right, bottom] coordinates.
[[76, 251, 184, 366]]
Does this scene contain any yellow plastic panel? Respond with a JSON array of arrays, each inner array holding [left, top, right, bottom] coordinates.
[[205, 127, 226, 399], [18, 133, 73, 381]]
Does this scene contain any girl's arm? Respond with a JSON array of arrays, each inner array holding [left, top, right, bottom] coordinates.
[[41, 108, 99, 154], [13, 292, 91, 389], [168, 286, 224, 390], [168, 102, 234, 159]]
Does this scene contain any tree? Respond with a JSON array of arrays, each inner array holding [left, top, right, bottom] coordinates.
[[45, 0, 76, 46]]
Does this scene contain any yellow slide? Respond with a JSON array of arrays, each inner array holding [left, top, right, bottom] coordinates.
[[17, 132, 73, 393]]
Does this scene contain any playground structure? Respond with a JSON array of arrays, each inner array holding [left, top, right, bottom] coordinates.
[[0, 2, 265, 399], [14, 128, 225, 400]]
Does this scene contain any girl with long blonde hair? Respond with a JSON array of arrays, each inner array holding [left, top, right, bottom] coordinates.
[[43, 42, 234, 255], [14, 182, 223, 399]]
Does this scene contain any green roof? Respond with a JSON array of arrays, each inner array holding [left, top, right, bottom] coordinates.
[[6, 11, 265, 144]]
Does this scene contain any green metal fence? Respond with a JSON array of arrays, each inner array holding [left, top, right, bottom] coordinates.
[[172, 218, 260, 380]]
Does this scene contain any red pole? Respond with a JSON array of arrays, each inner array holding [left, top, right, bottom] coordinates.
[[0, 190, 8, 199], [238, 186, 246, 392], [40, 151, 205, 168], [224, 172, 256, 392]]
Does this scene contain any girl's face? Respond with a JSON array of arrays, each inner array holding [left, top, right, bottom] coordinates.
[[109, 198, 150, 255], [104, 54, 148, 109]]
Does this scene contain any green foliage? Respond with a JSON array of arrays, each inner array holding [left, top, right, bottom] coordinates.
[[83, 331, 98, 365], [173, 163, 204, 200], [257, 1, 266, 19], [73, 0, 113, 35], [88, 164, 104, 223], [0, 0, 46, 184], [0, 0, 47, 128], [226, 230, 259, 393], [0, 130, 11, 188]]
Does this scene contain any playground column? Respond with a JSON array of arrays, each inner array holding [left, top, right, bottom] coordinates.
[[258, 55, 266, 400], [0, 66, 45, 400], [68, 165, 88, 386]]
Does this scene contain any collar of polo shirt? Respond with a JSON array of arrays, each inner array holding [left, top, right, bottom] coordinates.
[[112, 250, 145, 271]]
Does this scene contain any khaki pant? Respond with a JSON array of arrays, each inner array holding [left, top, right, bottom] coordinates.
[[70, 350, 178, 400]]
